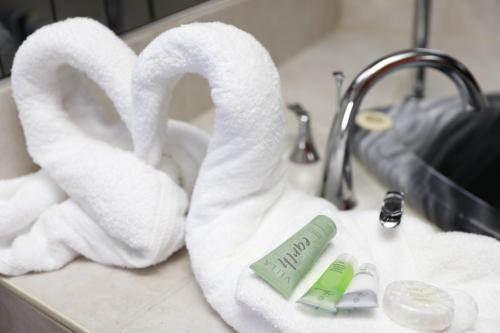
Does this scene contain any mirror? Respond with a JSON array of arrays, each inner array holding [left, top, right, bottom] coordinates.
[[0, 0, 208, 78]]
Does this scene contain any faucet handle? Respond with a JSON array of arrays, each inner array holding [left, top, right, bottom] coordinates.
[[333, 71, 345, 114], [287, 103, 320, 164]]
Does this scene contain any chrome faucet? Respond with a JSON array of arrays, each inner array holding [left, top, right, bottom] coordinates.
[[320, 48, 488, 210]]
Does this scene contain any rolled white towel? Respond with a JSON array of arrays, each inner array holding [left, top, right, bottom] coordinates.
[[0, 171, 65, 244], [0, 18, 208, 276], [133, 22, 500, 332]]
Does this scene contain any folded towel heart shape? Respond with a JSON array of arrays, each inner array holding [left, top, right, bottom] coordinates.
[[133, 22, 500, 332], [2, 17, 500, 333], [0, 18, 208, 276]]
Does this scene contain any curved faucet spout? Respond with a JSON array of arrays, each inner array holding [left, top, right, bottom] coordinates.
[[321, 48, 488, 210]]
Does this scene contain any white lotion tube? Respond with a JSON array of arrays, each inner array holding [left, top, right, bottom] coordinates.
[[336, 263, 378, 310]]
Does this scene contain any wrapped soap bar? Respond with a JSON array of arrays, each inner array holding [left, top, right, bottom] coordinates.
[[383, 280, 455, 331]]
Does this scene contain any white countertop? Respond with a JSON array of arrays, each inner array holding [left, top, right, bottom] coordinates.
[[3, 21, 500, 332]]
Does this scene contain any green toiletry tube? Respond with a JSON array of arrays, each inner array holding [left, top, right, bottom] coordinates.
[[250, 215, 337, 298], [298, 253, 357, 312]]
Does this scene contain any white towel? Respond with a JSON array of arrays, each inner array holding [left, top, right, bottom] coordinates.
[[0, 171, 65, 244], [132, 22, 500, 332], [0, 18, 208, 276]]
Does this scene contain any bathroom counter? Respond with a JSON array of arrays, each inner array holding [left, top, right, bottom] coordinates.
[[2, 20, 500, 333]]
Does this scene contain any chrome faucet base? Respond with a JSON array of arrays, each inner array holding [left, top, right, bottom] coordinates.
[[321, 48, 488, 210], [338, 197, 356, 211], [287, 103, 320, 164]]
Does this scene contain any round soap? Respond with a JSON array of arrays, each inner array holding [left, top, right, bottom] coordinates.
[[383, 280, 454, 331]]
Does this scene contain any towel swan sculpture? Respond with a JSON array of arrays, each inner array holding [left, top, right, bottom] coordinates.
[[0, 18, 207, 275]]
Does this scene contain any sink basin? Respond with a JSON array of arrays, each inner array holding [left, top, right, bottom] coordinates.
[[351, 94, 500, 239]]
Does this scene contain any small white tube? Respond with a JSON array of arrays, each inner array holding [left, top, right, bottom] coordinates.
[[336, 263, 378, 310]]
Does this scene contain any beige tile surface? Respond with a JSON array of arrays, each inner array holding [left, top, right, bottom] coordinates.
[[0, 81, 38, 178], [7, 249, 197, 333], [0, 284, 75, 333], [121, 279, 232, 333]]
